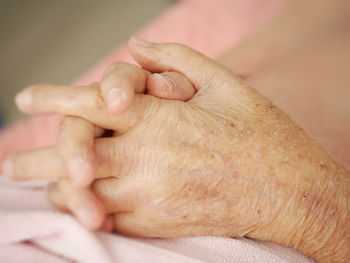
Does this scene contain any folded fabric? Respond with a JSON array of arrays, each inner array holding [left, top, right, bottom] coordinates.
[[0, 176, 313, 263]]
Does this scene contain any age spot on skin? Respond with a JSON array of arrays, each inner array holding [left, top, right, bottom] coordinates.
[[320, 164, 329, 171]]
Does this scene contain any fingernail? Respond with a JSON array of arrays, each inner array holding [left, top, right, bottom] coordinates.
[[68, 157, 92, 187], [2, 157, 13, 177], [15, 89, 32, 109], [132, 36, 152, 47], [107, 88, 127, 113], [153, 73, 175, 91]]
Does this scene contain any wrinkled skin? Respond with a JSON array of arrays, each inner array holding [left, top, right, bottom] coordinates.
[[90, 79, 346, 244], [5, 39, 350, 262]]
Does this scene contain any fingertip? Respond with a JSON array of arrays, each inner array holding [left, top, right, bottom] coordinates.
[[147, 73, 172, 99], [128, 36, 153, 49], [106, 87, 134, 114], [154, 73, 176, 91], [46, 178, 106, 230], [15, 88, 32, 112], [147, 72, 196, 101], [101, 61, 149, 115], [75, 199, 106, 230], [69, 185, 107, 230], [75, 207, 104, 230]]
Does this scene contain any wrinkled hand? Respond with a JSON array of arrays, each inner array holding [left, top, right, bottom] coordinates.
[[4, 38, 350, 262], [5, 59, 195, 229]]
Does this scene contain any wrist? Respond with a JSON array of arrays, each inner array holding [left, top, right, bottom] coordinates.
[[247, 144, 350, 262], [315, 171, 350, 263], [285, 168, 350, 262]]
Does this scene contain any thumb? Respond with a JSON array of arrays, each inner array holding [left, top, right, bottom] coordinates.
[[100, 62, 196, 114], [128, 37, 241, 93], [147, 71, 195, 101]]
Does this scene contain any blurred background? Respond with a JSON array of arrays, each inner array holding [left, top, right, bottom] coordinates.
[[0, 0, 173, 126]]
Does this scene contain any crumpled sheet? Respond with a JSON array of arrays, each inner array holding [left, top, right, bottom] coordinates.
[[0, 177, 313, 263]]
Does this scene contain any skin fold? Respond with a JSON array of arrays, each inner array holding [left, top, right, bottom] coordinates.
[[3, 38, 350, 262]]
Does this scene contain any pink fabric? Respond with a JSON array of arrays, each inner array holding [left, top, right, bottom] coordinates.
[[0, 0, 314, 262], [0, 177, 313, 262]]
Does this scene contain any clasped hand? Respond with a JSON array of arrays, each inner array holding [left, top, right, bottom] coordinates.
[[3, 38, 349, 262]]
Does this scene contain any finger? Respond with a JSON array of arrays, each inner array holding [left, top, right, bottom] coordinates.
[[101, 62, 195, 113], [58, 116, 97, 188], [128, 37, 239, 91], [5, 136, 129, 181], [47, 180, 106, 230], [98, 215, 115, 233], [147, 71, 195, 101], [112, 213, 155, 237], [48, 178, 135, 215], [46, 182, 68, 211], [101, 62, 150, 114], [15, 84, 160, 132], [3, 148, 63, 180], [91, 177, 136, 213]]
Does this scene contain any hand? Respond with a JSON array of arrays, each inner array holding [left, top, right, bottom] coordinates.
[[5, 38, 350, 262], [53, 63, 196, 230], [3, 60, 195, 229], [45, 62, 196, 188]]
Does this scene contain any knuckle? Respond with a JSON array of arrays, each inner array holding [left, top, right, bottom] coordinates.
[[84, 87, 106, 113], [109, 142, 131, 178]]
